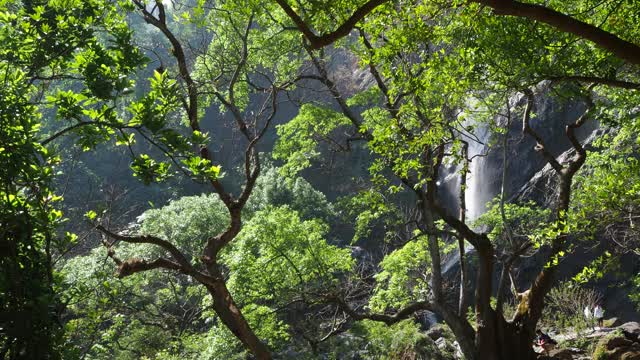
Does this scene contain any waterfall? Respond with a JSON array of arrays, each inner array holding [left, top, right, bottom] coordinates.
[[464, 123, 493, 222], [438, 121, 492, 277]]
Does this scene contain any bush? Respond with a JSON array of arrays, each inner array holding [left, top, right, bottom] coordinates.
[[542, 281, 602, 333]]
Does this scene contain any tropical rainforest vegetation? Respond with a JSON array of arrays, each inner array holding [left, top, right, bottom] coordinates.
[[1, 0, 639, 359]]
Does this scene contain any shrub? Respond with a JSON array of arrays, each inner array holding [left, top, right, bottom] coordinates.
[[542, 281, 602, 333]]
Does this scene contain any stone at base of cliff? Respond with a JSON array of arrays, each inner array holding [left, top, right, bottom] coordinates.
[[620, 353, 640, 360], [552, 349, 577, 359], [592, 323, 640, 360], [537, 348, 582, 360], [620, 322, 640, 342], [604, 318, 620, 328], [426, 325, 445, 341]]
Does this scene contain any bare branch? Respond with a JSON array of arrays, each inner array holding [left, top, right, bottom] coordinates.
[[274, 0, 388, 49], [521, 89, 563, 172], [97, 224, 189, 265], [565, 88, 594, 174], [331, 294, 433, 325], [301, 47, 370, 138]]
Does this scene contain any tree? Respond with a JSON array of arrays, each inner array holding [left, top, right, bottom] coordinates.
[[272, 1, 640, 359], [0, 0, 143, 357], [43, 0, 296, 356], [6, 0, 640, 358], [63, 167, 351, 359]]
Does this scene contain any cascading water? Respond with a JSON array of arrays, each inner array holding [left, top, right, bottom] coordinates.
[[439, 122, 494, 277], [464, 123, 493, 222]]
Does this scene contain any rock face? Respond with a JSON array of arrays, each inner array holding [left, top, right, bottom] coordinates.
[[592, 322, 640, 360], [426, 324, 446, 341], [455, 88, 597, 218], [620, 322, 640, 342], [536, 347, 586, 360], [550, 348, 578, 359]]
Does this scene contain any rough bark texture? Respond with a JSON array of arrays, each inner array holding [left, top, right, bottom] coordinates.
[[206, 280, 272, 359]]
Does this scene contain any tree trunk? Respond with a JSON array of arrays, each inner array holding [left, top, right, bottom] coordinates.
[[458, 142, 469, 316], [206, 282, 272, 359], [494, 316, 538, 360], [474, 245, 498, 359], [455, 310, 540, 360]]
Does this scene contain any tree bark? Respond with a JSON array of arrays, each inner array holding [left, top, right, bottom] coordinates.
[[457, 141, 469, 316], [476, 0, 640, 66], [206, 281, 272, 360]]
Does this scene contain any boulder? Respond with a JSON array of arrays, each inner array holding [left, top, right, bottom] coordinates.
[[536, 348, 581, 360], [621, 352, 640, 360], [605, 317, 621, 328], [550, 348, 577, 359], [434, 337, 447, 350], [426, 325, 446, 341], [620, 322, 640, 342], [608, 337, 635, 350], [592, 328, 640, 360]]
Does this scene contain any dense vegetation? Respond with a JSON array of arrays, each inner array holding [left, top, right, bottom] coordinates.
[[1, 0, 639, 359]]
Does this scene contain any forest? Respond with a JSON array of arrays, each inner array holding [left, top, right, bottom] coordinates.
[[1, 0, 640, 359]]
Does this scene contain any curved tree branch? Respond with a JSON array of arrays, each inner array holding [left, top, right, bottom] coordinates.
[[478, 0, 640, 66], [96, 224, 219, 286], [274, 0, 388, 49], [276, 0, 640, 65]]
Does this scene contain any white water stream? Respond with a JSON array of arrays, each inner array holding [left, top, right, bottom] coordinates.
[[463, 123, 493, 222]]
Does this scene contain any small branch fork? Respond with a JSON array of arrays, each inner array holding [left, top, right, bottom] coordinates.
[[274, 0, 388, 50], [96, 225, 219, 287], [513, 85, 595, 329]]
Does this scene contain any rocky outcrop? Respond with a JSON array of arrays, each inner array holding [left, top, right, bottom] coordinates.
[[537, 348, 582, 360], [620, 322, 640, 342], [592, 322, 640, 360], [426, 324, 446, 341]]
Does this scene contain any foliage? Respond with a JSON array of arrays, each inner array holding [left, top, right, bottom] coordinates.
[[273, 104, 352, 178], [369, 236, 431, 312], [558, 336, 598, 358], [57, 1, 308, 357], [219, 206, 353, 345], [139, 194, 229, 256], [61, 168, 351, 358], [571, 119, 640, 308], [0, 64, 64, 358], [542, 281, 602, 333], [245, 166, 334, 222], [4, 0, 640, 358], [473, 199, 551, 248], [572, 125, 640, 240], [350, 319, 440, 360], [224, 206, 353, 306], [338, 188, 400, 243], [267, 0, 640, 357], [0, 0, 143, 357]]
